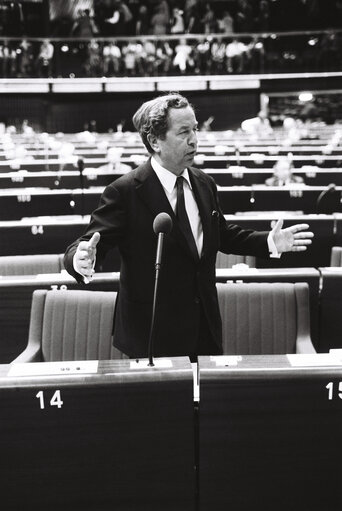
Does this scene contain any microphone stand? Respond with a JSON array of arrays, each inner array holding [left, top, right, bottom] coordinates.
[[147, 232, 165, 367]]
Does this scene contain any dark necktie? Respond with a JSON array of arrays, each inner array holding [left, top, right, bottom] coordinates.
[[176, 176, 199, 261]]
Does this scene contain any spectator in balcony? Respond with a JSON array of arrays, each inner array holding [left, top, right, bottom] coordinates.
[[84, 40, 101, 77], [143, 39, 157, 76], [35, 39, 54, 78], [135, 4, 149, 35], [210, 37, 227, 74], [103, 0, 133, 36], [226, 38, 248, 73], [150, 3, 170, 35], [185, 2, 203, 33], [0, 41, 17, 77], [235, 0, 254, 32], [218, 10, 234, 34], [247, 37, 265, 73], [17, 38, 33, 77], [202, 3, 217, 34], [193, 38, 211, 74], [255, 0, 270, 32], [173, 38, 194, 74], [155, 41, 173, 75], [265, 156, 304, 186], [70, 9, 99, 38], [122, 41, 144, 76], [170, 8, 185, 34], [103, 41, 121, 76]]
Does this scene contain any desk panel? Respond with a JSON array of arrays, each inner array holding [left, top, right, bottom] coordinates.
[[199, 355, 342, 511], [0, 358, 194, 511]]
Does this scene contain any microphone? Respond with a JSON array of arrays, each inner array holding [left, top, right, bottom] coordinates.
[[153, 212, 173, 270], [148, 212, 173, 367]]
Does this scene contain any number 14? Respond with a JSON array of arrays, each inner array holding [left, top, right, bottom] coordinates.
[[36, 390, 63, 409]]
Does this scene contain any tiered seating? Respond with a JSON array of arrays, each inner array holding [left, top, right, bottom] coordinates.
[[2, 123, 342, 359]]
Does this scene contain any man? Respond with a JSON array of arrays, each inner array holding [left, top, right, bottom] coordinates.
[[265, 156, 304, 186], [64, 93, 313, 359]]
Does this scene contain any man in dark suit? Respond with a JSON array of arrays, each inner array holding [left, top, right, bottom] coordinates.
[[64, 93, 313, 359]]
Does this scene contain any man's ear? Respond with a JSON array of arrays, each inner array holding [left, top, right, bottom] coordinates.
[[147, 133, 160, 153]]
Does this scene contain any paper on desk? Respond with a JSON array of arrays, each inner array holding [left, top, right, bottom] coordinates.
[[287, 354, 342, 367], [8, 360, 99, 377]]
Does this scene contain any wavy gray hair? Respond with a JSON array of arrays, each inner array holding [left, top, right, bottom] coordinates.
[[132, 93, 192, 154]]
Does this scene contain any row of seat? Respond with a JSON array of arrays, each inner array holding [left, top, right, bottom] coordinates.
[[0, 185, 340, 220], [12, 282, 315, 366], [2, 263, 342, 363], [1, 167, 342, 189]]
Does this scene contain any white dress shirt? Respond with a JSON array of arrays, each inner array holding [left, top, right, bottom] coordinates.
[[151, 156, 203, 257]]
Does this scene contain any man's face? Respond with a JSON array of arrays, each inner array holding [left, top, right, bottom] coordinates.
[[153, 106, 198, 175]]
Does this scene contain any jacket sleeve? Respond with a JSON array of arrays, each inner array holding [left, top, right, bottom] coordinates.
[[208, 175, 270, 258], [64, 181, 127, 282]]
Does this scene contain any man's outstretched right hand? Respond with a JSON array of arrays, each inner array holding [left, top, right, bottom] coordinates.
[[73, 232, 100, 283]]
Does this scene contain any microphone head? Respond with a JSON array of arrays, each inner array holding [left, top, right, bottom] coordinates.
[[153, 212, 172, 235]]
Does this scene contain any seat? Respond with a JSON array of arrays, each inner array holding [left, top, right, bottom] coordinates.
[[217, 282, 316, 354], [216, 252, 256, 268], [0, 254, 64, 275], [12, 289, 126, 363], [330, 246, 342, 266]]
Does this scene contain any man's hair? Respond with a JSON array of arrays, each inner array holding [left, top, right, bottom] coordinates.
[[132, 93, 191, 154]]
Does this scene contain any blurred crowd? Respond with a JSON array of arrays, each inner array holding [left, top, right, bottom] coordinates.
[[0, 0, 342, 79], [1, 30, 342, 79], [2, 0, 342, 39]]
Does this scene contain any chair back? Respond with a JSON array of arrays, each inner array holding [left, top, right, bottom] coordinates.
[[217, 282, 312, 355], [330, 246, 342, 266], [30, 289, 122, 361], [0, 254, 64, 275], [216, 252, 256, 268]]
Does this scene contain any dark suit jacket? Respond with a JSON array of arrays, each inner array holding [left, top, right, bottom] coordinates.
[[64, 159, 270, 358]]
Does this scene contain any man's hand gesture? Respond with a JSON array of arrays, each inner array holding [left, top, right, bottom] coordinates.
[[271, 219, 313, 254], [74, 232, 100, 283]]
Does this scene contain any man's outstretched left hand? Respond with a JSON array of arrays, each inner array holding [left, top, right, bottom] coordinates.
[[271, 218, 314, 253]]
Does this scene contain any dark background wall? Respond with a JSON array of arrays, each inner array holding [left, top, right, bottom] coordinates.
[[0, 90, 260, 133]]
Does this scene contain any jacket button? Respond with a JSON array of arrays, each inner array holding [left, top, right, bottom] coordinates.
[[194, 296, 200, 304]]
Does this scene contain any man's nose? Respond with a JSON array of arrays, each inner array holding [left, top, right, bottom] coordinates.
[[188, 131, 197, 146]]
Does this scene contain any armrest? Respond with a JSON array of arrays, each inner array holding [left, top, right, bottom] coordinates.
[[296, 335, 316, 354], [11, 344, 42, 363]]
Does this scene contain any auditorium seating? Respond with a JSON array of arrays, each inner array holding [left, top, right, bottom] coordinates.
[[0, 253, 64, 275], [217, 282, 316, 354], [13, 289, 125, 363]]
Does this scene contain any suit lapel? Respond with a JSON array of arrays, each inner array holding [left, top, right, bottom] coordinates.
[[188, 167, 213, 259], [134, 159, 199, 261]]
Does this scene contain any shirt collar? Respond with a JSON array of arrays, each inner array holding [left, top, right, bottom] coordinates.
[[151, 156, 192, 193]]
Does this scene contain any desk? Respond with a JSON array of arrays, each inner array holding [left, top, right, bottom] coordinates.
[[198, 354, 342, 511], [0, 358, 194, 510]]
